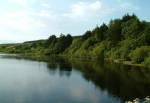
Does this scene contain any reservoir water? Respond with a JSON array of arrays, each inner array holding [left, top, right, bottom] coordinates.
[[0, 54, 150, 103]]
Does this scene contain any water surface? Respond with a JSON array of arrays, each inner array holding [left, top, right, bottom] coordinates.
[[0, 54, 150, 103]]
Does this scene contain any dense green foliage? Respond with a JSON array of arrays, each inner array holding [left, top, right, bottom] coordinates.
[[1, 14, 150, 67]]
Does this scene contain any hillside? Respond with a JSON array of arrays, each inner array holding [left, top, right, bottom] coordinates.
[[1, 14, 150, 67]]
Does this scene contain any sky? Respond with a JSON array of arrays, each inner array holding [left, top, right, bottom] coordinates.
[[0, 0, 150, 43]]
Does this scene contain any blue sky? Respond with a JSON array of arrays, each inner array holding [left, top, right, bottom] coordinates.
[[0, 0, 150, 43]]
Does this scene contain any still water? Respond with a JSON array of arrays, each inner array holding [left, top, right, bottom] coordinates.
[[0, 54, 150, 103]]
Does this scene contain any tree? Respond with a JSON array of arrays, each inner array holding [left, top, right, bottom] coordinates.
[[142, 26, 150, 45], [137, 26, 150, 46], [121, 17, 141, 38], [137, 21, 150, 45], [45, 35, 57, 47], [82, 37, 96, 49], [54, 34, 73, 54], [66, 34, 73, 47], [129, 46, 150, 63], [107, 19, 122, 44], [94, 24, 108, 41], [82, 31, 92, 40], [122, 13, 138, 22]]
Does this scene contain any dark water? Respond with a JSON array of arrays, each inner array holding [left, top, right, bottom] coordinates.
[[0, 54, 150, 103]]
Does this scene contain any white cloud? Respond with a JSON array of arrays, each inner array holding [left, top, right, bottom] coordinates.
[[0, 9, 49, 42], [0, 11, 35, 32], [0, 0, 56, 42], [0, 0, 142, 43], [0, 0, 114, 43], [65, 1, 103, 19]]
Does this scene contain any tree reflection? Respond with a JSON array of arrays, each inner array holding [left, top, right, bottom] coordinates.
[[26, 55, 150, 102], [52, 57, 150, 102], [1, 54, 150, 102], [47, 57, 72, 77]]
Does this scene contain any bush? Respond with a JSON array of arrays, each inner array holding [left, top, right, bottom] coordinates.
[[82, 37, 97, 49], [143, 57, 150, 68], [91, 42, 106, 60], [118, 38, 138, 59], [65, 38, 83, 55], [129, 46, 150, 63]]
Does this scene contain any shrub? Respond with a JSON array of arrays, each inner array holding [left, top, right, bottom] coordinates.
[[91, 42, 106, 60], [143, 56, 150, 68], [118, 38, 138, 59], [129, 46, 150, 63], [82, 37, 97, 49]]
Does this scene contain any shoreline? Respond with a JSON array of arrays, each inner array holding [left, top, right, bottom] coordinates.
[[0, 52, 147, 68]]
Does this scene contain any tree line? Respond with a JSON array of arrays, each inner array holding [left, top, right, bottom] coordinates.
[[1, 14, 150, 67]]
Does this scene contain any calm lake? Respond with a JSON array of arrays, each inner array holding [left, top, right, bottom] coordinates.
[[0, 54, 150, 103]]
